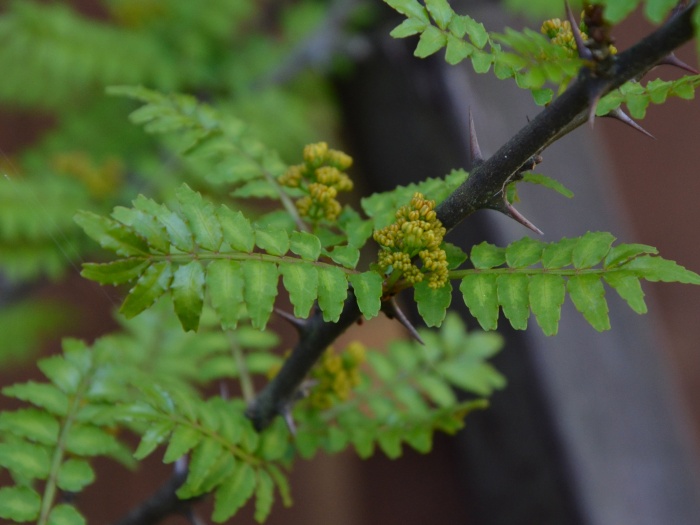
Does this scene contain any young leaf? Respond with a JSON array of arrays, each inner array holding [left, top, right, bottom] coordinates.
[[460, 274, 498, 330], [415, 280, 452, 327], [217, 206, 255, 253], [242, 261, 279, 330], [207, 259, 246, 330], [623, 256, 700, 284], [80, 258, 150, 286], [255, 227, 289, 256], [521, 173, 574, 198], [604, 273, 647, 314], [529, 274, 565, 336], [289, 231, 321, 261], [391, 17, 428, 38], [47, 504, 86, 525], [505, 237, 543, 268], [0, 486, 41, 522], [158, 209, 194, 253], [425, 0, 454, 30], [177, 440, 226, 498], [74, 211, 149, 256], [280, 264, 318, 319], [384, 0, 429, 22], [0, 408, 59, 445], [541, 237, 577, 269], [176, 184, 223, 251], [0, 441, 51, 480], [572, 232, 615, 269], [120, 261, 173, 319], [171, 261, 205, 332], [317, 266, 349, 322], [254, 469, 275, 523], [604, 243, 657, 268], [212, 463, 257, 522], [57, 459, 95, 492], [497, 273, 529, 330], [567, 274, 610, 331], [415, 25, 447, 58], [349, 271, 383, 319], [470, 242, 506, 269], [163, 425, 202, 463], [2, 382, 70, 416], [328, 245, 360, 269]]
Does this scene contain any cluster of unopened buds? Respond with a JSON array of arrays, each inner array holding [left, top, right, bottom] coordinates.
[[307, 342, 366, 410], [374, 192, 448, 289], [541, 16, 616, 58], [278, 142, 354, 222]]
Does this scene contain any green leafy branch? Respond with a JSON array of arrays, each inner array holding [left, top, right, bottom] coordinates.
[[293, 314, 505, 459], [449, 232, 700, 335], [75, 183, 380, 332]]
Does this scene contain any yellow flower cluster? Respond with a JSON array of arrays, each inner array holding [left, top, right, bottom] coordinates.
[[541, 17, 616, 57], [278, 142, 354, 222], [373, 192, 448, 289], [307, 342, 366, 410]]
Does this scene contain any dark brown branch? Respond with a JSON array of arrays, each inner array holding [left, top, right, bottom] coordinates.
[[246, 2, 697, 432]]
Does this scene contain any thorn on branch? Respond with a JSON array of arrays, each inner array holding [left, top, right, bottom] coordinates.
[[566, 0, 593, 61], [381, 297, 424, 344], [275, 308, 311, 336], [656, 52, 700, 74], [491, 199, 544, 235], [469, 109, 484, 167], [603, 108, 655, 139]]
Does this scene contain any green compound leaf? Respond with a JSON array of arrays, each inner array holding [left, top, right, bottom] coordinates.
[[349, 271, 383, 319], [415, 280, 452, 327], [80, 258, 150, 286], [317, 266, 349, 322], [415, 25, 447, 58], [529, 273, 565, 336], [290, 231, 322, 261], [217, 205, 255, 253], [242, 261, 279, 330], [207, 260, 246, 330], [119, 261, 173, 319], [541, 237, 577, 269], [177, 440, 226, 499], [74, 211, 149, 256], [445, 34, 474, 64], [604, 243, 657, 268], [623, 255, 700, 284], [171, 261, 205, 332], [425, 0, 454, 30], [65, 424, 120, 456], [280, 264, 318, 319], [0, 486, 41, 522], [57, 459, 95, 492], [176, 185, 223, 252], [572, 232, 616, 269], [112, 205, 170, 254], [328, 245, 360, 269], [496, 273, 529, 330], [47, 504, 86, 525], [567, 274, 610, 331], [212, 463, 257, 523], [460, 274, 498, 330]]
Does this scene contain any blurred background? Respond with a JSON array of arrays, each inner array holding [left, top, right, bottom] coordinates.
[[1, 0, 699, 524]]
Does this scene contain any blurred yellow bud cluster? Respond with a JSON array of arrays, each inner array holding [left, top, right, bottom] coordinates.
[[278, 142, 354, 222], [374, 192, 448, 289], [52, 151, 124, 199], [307, 342, 366, 410], [541, 16, 616, 57]]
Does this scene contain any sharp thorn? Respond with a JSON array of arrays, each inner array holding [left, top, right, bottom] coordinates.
[[280, 404, 297, 435], [566, 1, 593, 60], [381, 298, 425, 345], [657, 53, 699, 75], [468, 108, 484, 167], [603, 108, 655, 139], [495, 201, 544, 235], [586, 87, 604, 128], [274, 308, 309, 335]]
